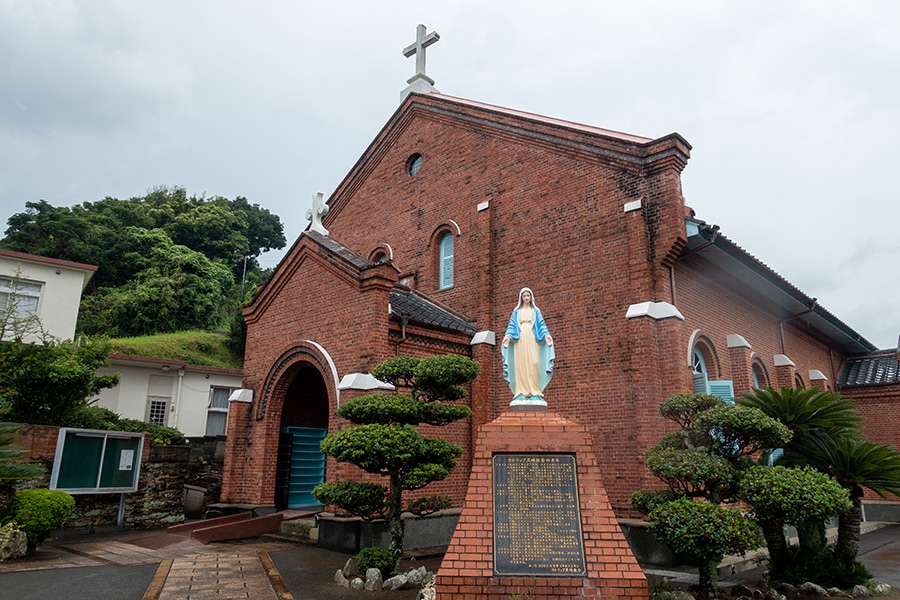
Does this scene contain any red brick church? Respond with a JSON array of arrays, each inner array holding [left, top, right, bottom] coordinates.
[[220, 35, 898, 521]]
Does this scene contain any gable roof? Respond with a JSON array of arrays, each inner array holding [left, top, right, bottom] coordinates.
[[684, 217, 877, 355], [324, 92, 691, 224]]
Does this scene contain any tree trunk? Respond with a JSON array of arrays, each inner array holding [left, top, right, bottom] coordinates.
[[696, 555, 721, 599], [836, 494, 862, 563], [387, 474, 405, 575], [0, 484, 15, 516], [797, 519, 826, 555], [759, 519, 787, 572]]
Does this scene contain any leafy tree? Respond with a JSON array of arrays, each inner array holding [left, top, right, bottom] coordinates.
[[738, 387, 862, 457], [738, 387, 900, 574], [798, 433, 900, 562], [0, 337, 119, 426], [313, 354, 479, 573], [1, 189, 285, 337], [0, 422, 45, 516], [78, 228, 234, 336], [738, 465, 850, 571], [1, 200, 101, 267], [632, 393, 791, 599]]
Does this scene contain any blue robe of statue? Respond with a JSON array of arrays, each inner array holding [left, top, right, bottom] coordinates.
[[501, 306, 555, 400]]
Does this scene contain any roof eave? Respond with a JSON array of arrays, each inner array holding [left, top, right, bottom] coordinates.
[[685, 218, 876, 355]]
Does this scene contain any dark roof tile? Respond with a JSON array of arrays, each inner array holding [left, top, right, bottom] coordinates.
[[389, 289, 477, 335], [840, 351, 900, 386]]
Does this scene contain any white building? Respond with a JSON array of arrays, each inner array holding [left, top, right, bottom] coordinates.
[[95, 354, 243, 437], [0, 249, 97, 342]]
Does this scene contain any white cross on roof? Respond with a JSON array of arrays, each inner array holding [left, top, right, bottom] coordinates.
[[403, 24, 440, 84], [401, 24, 440, 100]]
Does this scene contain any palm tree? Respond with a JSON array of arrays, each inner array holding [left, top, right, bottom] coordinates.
[[738, 387, 862, 445], [738, 387, 864, 554], [801, 433, 900, 561]]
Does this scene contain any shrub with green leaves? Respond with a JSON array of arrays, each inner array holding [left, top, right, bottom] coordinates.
[[649, 497, 761, 561], [315, 354, 479, 575], [6, 488, 75, 552], [116, 418, 185, 446], [356, 546, 395, 579], [312, 481, 387, 521]]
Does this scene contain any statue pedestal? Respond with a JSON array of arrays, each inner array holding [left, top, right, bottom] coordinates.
[[436, 410, 648, 599]]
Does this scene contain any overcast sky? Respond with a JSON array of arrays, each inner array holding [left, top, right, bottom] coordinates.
[[1, 1, 897, 350]]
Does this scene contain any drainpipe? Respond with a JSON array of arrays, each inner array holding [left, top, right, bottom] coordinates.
[[171, 368, 185, 429], [393, 313, 410, 355], [778, 299, 817, 354], [671, 224, 719, 304]]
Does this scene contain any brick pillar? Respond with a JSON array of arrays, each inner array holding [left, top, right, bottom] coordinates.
[[469, 331, 496, 434], [773, 354, 796, 389], [727, 334, 753, 394], [437, 410, 648, 599], [220, 390, 253, 503], [809, 369, 829, 391]]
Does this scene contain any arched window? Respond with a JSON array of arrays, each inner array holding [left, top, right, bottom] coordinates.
[[689, 334, 733, 403], [794, 373, 805, 389], [438, 232, 454, 289], [693, 347, 707, 374], [750, 354, 769, 390]]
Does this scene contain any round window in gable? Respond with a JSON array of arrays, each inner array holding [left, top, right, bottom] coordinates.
[[406, 153, 423, 176]]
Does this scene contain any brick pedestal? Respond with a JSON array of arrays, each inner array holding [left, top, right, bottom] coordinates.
[[436, 410, 648, 599]]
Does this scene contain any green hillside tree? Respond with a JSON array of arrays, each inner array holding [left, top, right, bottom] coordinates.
[[78, 228, 234, 336], [313, 354, 479, 573], [1, 189, 285, 337]]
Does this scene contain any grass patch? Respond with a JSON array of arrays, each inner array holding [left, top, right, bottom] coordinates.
[[109, 330, 242, 369]]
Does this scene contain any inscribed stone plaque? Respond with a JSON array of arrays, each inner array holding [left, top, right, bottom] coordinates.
[[493, 453, 586, 576]]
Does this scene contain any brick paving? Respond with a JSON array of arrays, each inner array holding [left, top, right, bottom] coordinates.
[[0, 532, 298, 599]]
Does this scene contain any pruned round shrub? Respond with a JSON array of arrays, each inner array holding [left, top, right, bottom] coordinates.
[[356, 546, 395, 578], [312, 481, 386, 520], [8, 488, 75, 552]]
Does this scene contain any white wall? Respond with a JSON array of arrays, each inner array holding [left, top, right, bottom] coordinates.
[[0, 251, 94, 342], [95, 360, 242, 437]]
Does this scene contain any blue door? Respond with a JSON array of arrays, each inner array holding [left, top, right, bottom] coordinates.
[[279, 426, 327, 508]]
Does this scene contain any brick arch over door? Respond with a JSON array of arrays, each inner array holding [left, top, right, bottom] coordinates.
[[256, 341, 340, 421]]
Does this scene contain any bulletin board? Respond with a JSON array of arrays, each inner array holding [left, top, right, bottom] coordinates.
[[49, 428, 145, 494]]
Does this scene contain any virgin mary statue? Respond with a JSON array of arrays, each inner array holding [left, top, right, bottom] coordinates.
[[501, 287, 554, 405]]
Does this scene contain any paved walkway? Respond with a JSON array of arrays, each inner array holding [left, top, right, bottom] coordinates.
[[0, 531, 300, 600], [1, 524, 897, 599]]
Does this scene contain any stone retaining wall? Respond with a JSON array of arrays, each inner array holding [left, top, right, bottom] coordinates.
[[13, 426, 223, 530]]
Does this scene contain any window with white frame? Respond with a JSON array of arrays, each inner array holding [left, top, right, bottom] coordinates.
[[146, 397, 170, 425], [145, 374, 173, 426], [0, 276, 43, 317], [205, 386, 235, 436]]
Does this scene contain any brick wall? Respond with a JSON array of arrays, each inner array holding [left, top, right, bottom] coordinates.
[[232, 92, 892, 518]]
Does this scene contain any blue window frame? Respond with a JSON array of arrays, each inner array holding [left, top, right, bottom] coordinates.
[[438, 232, 454, 289]]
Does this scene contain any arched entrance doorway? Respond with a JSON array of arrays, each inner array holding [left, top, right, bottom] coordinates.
[[274, 365, 329, 510]]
